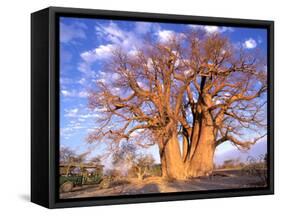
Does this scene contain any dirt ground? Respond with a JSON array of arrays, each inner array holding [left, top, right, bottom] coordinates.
[[60, 170, 267, 199]]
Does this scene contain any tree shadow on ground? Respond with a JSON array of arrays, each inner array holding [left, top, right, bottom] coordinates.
[[60, 173, 268, 199], [132, 183, 160, 194], [163, 174, 266, 192]]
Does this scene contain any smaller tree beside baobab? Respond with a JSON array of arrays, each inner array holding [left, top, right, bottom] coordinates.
[[112, 143, 137, 177], [87, 29, 267, 180], [60, 147, 90, 176], [131, 154, 155, 180], [60, 146, 76, 176], [112, 142, 155, 180]]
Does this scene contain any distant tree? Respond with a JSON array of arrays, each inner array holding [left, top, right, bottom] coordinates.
[[60, 147, 90, 176], [132, 154, 155, 180], [60, 146, 75, 164], [112, 143, 155, 180], [221, 159, 236, 169], [60, 147, 76, 176], [112, 143, 137, 176]]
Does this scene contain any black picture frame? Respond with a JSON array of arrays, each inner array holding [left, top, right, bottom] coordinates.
[[31, 6, 274, 209]]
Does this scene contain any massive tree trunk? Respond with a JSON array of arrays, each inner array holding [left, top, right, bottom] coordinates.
[[158, 117, 216, 180], [162, 131, 186, 180], [185, 110, 216, 177], [186, 124, 215, 177]]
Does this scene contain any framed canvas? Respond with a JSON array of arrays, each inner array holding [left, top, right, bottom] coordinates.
[[31, 6, 274, 208]]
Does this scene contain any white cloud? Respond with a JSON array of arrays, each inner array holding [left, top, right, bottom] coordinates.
[[189, 25, 233, 34], [147, 58, 154, 71], [223, 92, 231, 97], [81, 44, 114, 63], [60, 77, 74, 85], [64, 108, 79, 117], [61, 90, 75, 97], [128, 49, 139, 57], [79, 113, 100, 119], [72, 125, 84, 130], [157, 30, 175, 43], [61, 102, 106, 142], [215, 99, 223, 105], [93, 107, 107, 112], [130, 129, 145, 137], [79, 21, 152, 74], [60, 22, 87, 43], [61, 127, 73, 133], [184, 69, 193, 76], [79, 21, 135, 72], [243, 38, 257, 49], [78, 118, 86, 122], [61, 89, 89, 98], [60, 127, 74, 138], [96, 78, 106, 84], [204, 26, 220, 33], [78, 91, 89, 98], [135, 22, 152, 34], [77, 62, 92, 74], [112, 73, 120, 80], [61, 90, 69, 96], [95, 21, 138, 50], [87, 128, 98, 133], [96, 22, 126, 44], [113, 87, 121, 94], [78, 78, 86, 85], [95, 44, 114, 58], [92, 71, 120, 86], [220, 27, 233, 33]]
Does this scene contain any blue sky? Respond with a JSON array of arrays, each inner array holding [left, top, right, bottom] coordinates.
[[59, 16, 267, 166]]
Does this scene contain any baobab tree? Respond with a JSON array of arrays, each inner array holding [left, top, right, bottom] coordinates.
[[87, 30, 267, 180]]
